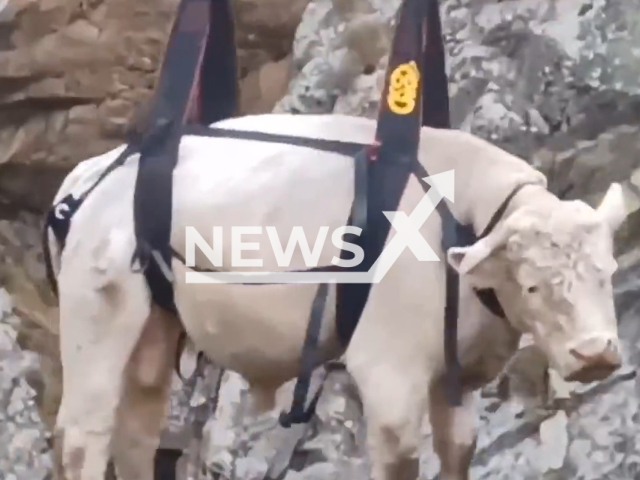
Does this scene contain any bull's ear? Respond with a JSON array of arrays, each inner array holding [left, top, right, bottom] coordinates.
[[447, 224, 512, 286], [596, 183, 628, 232], [447, 239, 496, 275], [447, 244, 505, 290]]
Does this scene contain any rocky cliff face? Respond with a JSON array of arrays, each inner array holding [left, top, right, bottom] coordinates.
[[1, 0, 640, 479], [0, 0, 307, 214]]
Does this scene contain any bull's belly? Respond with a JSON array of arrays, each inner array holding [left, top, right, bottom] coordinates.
[[172, 259, 343, 382]]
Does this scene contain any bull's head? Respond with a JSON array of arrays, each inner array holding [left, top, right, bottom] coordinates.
[[447, 183, 629, 384]]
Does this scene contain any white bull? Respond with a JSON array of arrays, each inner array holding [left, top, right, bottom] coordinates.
[[47, 114, 628, 480]]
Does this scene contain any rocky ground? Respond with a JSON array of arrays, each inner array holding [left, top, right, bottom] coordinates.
[[0, 288, 51, 480], [1, 0, 640, 479]]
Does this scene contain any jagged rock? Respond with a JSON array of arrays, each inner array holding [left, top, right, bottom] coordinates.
[[0, 288, 51, 480], [195, 365, 365, 480], [233, 0, 310, 78], [0, 213, 61, 432], [240, 55, 294, 114], [0, 0, 308, 215]]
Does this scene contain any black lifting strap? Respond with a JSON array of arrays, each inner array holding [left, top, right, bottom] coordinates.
[[420, 0, 517, 405], [278, 283, 330, 427], [276, 140, 370, 429], [279, 0, 429, 427], [419, 0, 464, 407], [132, 0, 238, 314], [199, 0, 239, 125]]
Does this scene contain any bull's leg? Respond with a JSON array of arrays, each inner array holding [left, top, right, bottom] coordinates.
[[428, 380, 477, 480], [54, 254, 153, 480], [351, 362, 429, 480], [111, 305, 182, 480]]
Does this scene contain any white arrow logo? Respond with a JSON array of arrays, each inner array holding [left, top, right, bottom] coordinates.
[[369, 170, 453, 282], [185, 170, 455, 284]]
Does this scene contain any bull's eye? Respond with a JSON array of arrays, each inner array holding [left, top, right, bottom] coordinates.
[[527, 285, 539, 294]]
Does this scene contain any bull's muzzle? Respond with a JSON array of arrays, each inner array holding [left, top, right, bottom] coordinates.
[[566, 337, 622, 383]]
